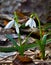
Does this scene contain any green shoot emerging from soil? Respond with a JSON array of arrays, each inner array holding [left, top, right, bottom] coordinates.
[[33, 13, 51, 59]]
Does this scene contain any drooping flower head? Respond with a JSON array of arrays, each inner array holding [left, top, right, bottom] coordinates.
[[25, 13, 36, 28], [4, 12, 19, 34]]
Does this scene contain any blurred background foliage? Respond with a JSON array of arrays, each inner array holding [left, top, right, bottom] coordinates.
[[0, 0, 51, 23]]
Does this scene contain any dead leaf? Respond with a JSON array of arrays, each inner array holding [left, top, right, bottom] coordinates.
[[4, 20, 8, 26]]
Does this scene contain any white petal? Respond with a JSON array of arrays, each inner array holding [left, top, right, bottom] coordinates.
[[25, 18, 36, 28], [32, 19, 36, 27], [29, 18, 34, 28], [4, 20, 14, 29], [29, 18, 36, 28], [25, 20, 30, 26], [25, 18, 31, 26], [15, 22, 19, 34]]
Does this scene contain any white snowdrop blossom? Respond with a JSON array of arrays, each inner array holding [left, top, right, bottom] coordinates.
[[15, 22, 19, 34], [25, 18, 36, 28], [4, 20, 14, 29], [4, 19, 19, 34]]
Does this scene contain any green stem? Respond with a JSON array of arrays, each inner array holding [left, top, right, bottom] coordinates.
[[19, 46, 24, 56], [18, 33, 22, 46], [23, 31, 34, 44], [41, 49, 45, 59], [14, 12, 22, 46], [35, 13, 42, 39], [14, 12, 18, 23], [34, 13, 46, 59]]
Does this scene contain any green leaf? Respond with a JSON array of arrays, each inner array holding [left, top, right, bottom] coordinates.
[[45, 25, 51, 30], [18, 45, 25, 56], [6, 34, 17, 46], [18, 43, 38, 56], [36, 39, 41, 47], [41, 33, 51, 59], [36, 39, 43, 51], [41, 34, 47, 45], [22, 31, 33, 44], [46, 39, 51, 44], [0, 46, 17, 52], [40, 34, 48, 59], [5, 34, 19, 50], [22, 43, 38, 51], [20, 23, 26, 29], [43, 23, 51, 31]]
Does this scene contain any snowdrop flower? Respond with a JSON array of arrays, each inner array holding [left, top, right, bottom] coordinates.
[[4, 19, 14, 29], [25, 18, 36, 28], [4, 19, 19, 34], [15, 22, 19, 34]]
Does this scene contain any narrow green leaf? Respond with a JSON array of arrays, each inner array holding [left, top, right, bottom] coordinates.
[[40, 34, 48, 59], [22, 31, 33, 44], [0, 46, 17, 52], [6, 34, 17, 46], [22, 43, 38, 51], [42, 34, 47, 45], [43, 23, 51, 31], [36, 39, 43, 51], [20, 23, 26, 29], [18, 45, 25, 56], [5, 34, 20, 51], [46, 39, 51, 44]]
